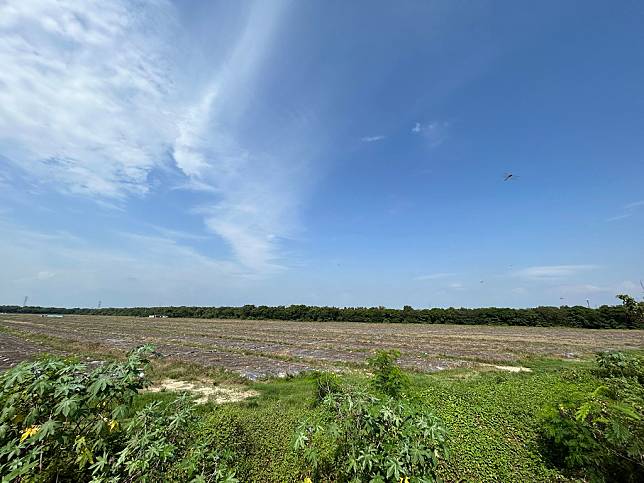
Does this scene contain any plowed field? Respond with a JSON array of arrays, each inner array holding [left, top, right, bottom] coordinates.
[[1, 314, 642, 378]]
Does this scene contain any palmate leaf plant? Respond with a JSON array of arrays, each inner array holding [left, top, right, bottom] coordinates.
[[541, 351, 644, 482], [295, 389, 448, 483], [0, 345, 152, 481], [0, 345, 237, 482]]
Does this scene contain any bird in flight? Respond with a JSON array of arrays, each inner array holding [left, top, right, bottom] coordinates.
[[503, 173, 515, 181]]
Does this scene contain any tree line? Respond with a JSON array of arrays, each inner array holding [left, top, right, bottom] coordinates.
[[1, 302, 641, 329]]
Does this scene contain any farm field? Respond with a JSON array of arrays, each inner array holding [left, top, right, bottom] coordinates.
[[1, 313, 643, 377], [1, 313, 643, 481]]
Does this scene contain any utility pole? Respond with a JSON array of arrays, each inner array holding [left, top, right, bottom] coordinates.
[[22, 296, 28, 307]]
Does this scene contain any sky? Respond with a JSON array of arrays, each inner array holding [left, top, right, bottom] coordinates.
[[1, 0, 643, 309]]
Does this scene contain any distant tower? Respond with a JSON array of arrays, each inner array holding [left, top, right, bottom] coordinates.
[[586, 298, 590, 308], [22, 296, 28, 307], [98, 300, 102, 309]]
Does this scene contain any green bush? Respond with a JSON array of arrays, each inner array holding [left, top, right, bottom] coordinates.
[[368, 350, 409, 398], [541, 352, 644, 482], [616, 294, 644, 328], [314, 372, 343, 404], [0, 346, 237, 482], [595, 351, 643, 382], [295, 389, 447, 482]]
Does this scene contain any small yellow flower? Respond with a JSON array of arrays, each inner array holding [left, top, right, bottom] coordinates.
[[20, 425, 40, 443], [108, 419, 118, 431], [303, 478, 312, 483]]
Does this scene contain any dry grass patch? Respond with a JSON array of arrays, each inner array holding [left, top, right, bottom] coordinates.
[[147, 378, 259, 405]]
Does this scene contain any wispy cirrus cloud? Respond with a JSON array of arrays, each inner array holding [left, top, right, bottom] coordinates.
[[414, 272, 456, 281], [624, 200, 644, 210], [0, 0, 306, 273], [606, 200, 644, 222], [606, 213, 632, 222], [0, 219, 247, 307], [171, 2, 305, 272], [0, 0, 178, 199], [361, 135, 385, 143], [447, 282, 465, 290], [411, 121, 450, 146], [512, 264, 598, 281]]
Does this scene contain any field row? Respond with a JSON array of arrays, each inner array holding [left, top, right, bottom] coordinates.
[[1, 314, 643, 378]]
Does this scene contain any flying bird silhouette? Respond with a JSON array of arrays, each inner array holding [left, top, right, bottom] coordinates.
[[503, 173, 515, 181]]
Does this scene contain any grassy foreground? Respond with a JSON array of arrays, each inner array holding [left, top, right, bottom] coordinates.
[[2, 334, 640, 481], [152, 358, 599, 482]]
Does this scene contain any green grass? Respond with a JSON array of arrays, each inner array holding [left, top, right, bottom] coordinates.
[[133, 359, 604, 482], [196, 374, 321, 482], [0, 324, 623, 482], [413, 368, 595, 481]]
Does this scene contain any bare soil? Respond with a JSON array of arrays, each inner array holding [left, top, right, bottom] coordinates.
[[1, 314, 642, 378], [147, 379, 258, 404], [0, 331, 62, 369]]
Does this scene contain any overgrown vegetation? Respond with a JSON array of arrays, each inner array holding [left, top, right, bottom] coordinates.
[[616, 294, 644, 328], [367, 349, 409, 398], [541, 351, 644, 482], [0, 346, 237, 482], [295, 351, 447, 482], [2, 300, 639, 328], [1, 341, 643, 482]]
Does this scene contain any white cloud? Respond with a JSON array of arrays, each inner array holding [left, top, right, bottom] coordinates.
[[361, 135, 385, 143], [414, 272, 456, 281], [0, 0, 304, 273], [606, 200, 644, 222], [36, 271, 55, 281], [168, 2, 306, 272], [606, 213, 632, 222], [447, 282, 464, 290], [513, 264, 598, 280], [0, 220, 249, 307], [558, 284, 610, 294], [411, 121, 450, 146], [624, 200, 644, 210], [0, 0, 178, 199]]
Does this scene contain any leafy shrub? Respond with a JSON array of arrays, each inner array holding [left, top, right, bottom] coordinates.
[[295, 390, 448, 482], [616, 294, 644, 328], [595, 351, 643, 383], [541, 352, 644, 482], [116, 395, 238, 482], [0, 346, 237, 482], [368, 350, 409, 398], [314, 372, 343, 404]]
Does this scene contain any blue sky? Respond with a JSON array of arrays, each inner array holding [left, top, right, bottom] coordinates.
[[1, 0, 643, 308]]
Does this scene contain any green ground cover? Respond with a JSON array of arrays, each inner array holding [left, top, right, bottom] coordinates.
[[167, 359, 601, 481], [1, 340, 641, 481]]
